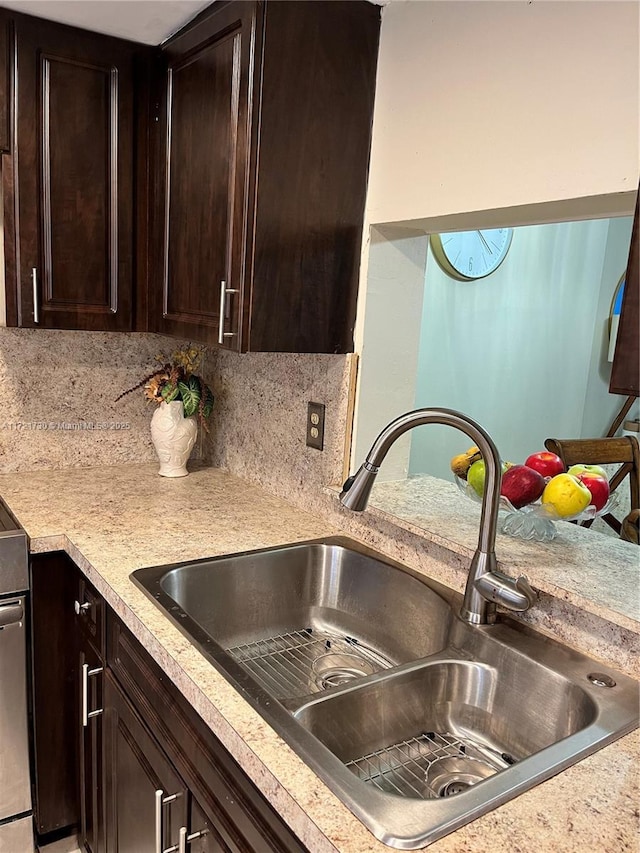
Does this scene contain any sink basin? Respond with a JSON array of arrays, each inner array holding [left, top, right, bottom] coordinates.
[[291, 630, 621, 847], [132, 537, 639, 849], [137, 537, 455, 702]]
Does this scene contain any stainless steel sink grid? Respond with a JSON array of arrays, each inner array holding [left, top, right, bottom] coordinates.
[[345, 730, 508, 800], [131, 537, 639, 849], [226, 628, 393, 699]]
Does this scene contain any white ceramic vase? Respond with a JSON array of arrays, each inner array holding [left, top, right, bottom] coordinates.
[[150, 401, 198, 478]]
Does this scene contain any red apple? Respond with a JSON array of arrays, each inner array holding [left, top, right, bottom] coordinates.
[[574, 471, 610, 511], [524, 451, 565, 478], [567, 463, 608, 480], [501, 464, 546, 509]]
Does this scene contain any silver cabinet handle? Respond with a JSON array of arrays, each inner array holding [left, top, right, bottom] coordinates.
[[217, 279, 226, 344], [0, 602, 24, 628], [81, 662, 103, 727], [178, 828, 187, 853], [175, 825, 205, 853], [74, 600, 91, 615], [32, 268, 39, 324], [217, 279, 239, 344], [155, 789, 180, 853], [155, 790, 163, 853]]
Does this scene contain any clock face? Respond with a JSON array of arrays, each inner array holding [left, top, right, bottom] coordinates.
[[430, 228, 514, 281]]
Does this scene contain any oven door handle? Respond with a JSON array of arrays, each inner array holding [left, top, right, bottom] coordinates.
[[0, 602, 24, 628]]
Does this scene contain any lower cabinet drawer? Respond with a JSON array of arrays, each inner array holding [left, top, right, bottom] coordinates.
[[106, 612, 308, 853]]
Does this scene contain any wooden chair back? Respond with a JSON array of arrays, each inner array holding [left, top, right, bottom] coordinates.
[[544, 435, 640, 537]]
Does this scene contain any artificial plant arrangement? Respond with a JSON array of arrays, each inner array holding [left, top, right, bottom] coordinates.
[[116, 344, 214, 427]]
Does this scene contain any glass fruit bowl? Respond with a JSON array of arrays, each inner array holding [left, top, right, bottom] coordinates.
[[454, 475, 619, 542]]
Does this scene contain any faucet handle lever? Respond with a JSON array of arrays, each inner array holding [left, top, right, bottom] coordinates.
[[474, 571, 536, 613], [515, 575, 536, 607]]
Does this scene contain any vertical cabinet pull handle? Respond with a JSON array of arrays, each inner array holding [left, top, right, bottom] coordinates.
[[176, 825, 205, 853], [81, 662, 103, 727], [178, 827, 187, 853], [155, 790, 164, 853], [155, 789, 181, 853], [217, 279, 239, 344], [32, 268, 39, 324], [218, 280, 227, 344]]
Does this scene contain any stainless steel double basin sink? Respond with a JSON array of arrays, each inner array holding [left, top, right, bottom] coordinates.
[[132, 537, 639, 849]]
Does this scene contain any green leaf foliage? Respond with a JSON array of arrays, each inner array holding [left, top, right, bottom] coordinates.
[[202, 384, 215, 420], [161, 383, 180, 403], [178, 377, 201, 417]]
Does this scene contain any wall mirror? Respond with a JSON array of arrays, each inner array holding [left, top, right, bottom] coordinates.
[[352, 198, 637, 538]]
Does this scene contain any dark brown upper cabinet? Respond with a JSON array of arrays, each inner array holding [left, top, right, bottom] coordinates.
[[610, 190, 639, 397], [151, 0, 380, 353], [3, 14, 140, 330], [0, 13, 11, 153], [150, 1, 254, 348]]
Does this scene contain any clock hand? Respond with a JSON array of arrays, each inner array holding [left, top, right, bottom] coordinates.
[[477, 231, 493, 253]]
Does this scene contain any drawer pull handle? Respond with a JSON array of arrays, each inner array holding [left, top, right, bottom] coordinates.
[[218, 279, 239, 344], [81, 663, 103, 727], [155, 789, 181, 853], [174, 825, 206, 853], [74, 600, 91, 615], [32, 268, 39, 324]]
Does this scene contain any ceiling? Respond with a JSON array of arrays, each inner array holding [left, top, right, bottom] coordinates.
[[0, 0, 390, 45], [0, 0, 215, 44]]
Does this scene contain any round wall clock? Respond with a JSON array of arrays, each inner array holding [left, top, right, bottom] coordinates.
[[430, 228, 514, 281]]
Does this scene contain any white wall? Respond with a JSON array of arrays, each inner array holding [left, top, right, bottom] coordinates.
[[354, 226, 427, 479], [408, 218, 632, 481], [364, 0, 639, 226], [350, 0, 639, 476]]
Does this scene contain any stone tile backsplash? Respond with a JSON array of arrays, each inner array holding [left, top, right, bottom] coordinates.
[[0, 329, 175, 472], [0, 328, 356, 490], [202, 350, 355, 498]]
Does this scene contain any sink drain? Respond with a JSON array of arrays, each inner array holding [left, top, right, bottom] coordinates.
[[346, 730, 509, 800], [312, 652, 377, 690], [426, 756, 496, 798]]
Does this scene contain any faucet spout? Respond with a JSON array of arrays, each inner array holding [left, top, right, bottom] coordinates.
[[340, 408, 535, 625]]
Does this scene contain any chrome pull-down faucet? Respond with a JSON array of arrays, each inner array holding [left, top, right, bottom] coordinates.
[[340, 408, 536, 625]]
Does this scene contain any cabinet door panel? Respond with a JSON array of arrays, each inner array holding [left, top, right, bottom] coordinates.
[[0, 15, 11, 153], [164, 35, 239, 322], [10, 15, 135, 330], [30, 552, 80, 837], [104, 671, 188, 853], [152, 2, 256, 346], [43, 54, 115, 310]]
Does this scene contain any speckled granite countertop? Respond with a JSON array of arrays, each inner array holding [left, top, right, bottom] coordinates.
[[366, 475, 640, 633], [0, 463, 637, 853]]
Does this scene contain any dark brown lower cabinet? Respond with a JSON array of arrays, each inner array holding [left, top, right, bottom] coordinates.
[[31, 551, 106, 850], [106, 614, 307, 853], [30, 553, 81, 839], [103, 670, 190, 853], [31, 556, 307, 852]]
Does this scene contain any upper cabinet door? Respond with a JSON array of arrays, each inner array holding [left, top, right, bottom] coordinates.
[[8, 15, 136, 330], [151, 2, 256, 348], [610, 190, 639, 396], [0, 14, 11, 153], [150, 0, 380, 353], [246, 0, 380, 353]]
